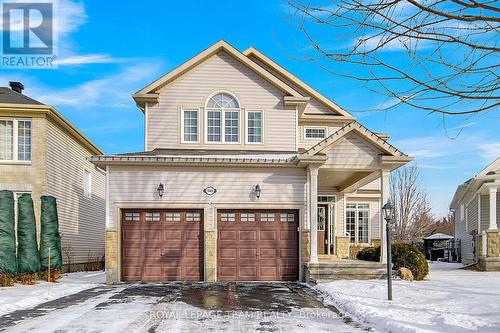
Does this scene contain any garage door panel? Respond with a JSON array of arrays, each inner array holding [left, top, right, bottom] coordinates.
[[219, 248, 237, 259], [218, 209, 298, 281], [259, 266, 278, 278], [123, 247, 143, 258], [260, 230, 277, 240], [121, 209, 203, 282], [220, 230, 237, 241], [260, 248, 278, 259], [239, 230, 257, 240], [240, 248, 257, 259], [239, 266, 257, 277]]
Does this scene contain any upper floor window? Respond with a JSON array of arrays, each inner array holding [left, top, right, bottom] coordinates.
[[182, 108, 199, 143], [205, 92, 240, 143], [305, 127, 326, 140], [0, 118, 31, 162], [247, 110, 263, 144]]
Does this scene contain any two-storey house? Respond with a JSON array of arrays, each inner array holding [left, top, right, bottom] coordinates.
[[450, 158, 500, 271], [91, 41, 411, 283], [0, 82, 105, 270]]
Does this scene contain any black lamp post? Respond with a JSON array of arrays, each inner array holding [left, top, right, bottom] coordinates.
[[382, 200, 393, 301]]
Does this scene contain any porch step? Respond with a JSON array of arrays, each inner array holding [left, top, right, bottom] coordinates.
[[304, 260, 387, 282]]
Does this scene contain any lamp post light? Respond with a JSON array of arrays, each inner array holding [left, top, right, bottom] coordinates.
[[382, 200, 394, 301]]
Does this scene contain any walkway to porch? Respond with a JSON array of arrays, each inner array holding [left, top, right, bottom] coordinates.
[[304, 259, 386, 283]]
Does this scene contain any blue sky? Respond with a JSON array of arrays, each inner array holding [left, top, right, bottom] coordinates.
[[1, 0, 499, 217]]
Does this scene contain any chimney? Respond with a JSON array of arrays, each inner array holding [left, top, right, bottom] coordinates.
[[9, 81, 24, 94]]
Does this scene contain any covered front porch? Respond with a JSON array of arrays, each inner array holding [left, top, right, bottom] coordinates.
[[296, 122, 411, 280]]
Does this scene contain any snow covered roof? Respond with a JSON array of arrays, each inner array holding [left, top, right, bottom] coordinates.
[[424, 233, 454, 240]]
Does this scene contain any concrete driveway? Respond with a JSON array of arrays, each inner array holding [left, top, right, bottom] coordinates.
[[0, 282, 367, 332]]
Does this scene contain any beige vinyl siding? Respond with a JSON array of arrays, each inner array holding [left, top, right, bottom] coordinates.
[[298, 124, 342, 150], [480, 194, 490, 231], [107, 166, 306, 229], [247, 54, 337, 116], [322, 133, 382, 169], [146, 51, 296, 151], [360, 179, 380, 191], [46, 120, 105, 264]]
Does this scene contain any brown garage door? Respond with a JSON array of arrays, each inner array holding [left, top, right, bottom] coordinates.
[[217, 209, 298, 281], [121, 209, 203, 282]]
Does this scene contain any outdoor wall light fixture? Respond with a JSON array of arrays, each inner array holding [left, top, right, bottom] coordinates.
[[254, 184, 262, 199], [157, 182, 165, 198], [382, 200, 394, 301]]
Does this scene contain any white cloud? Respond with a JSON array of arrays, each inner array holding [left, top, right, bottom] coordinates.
[[31, 62, 164, 107], [478, 142, 500, 161], [56, 54, 125, 66], [55, 0, 87, 36], [393, 135, 500, 162]]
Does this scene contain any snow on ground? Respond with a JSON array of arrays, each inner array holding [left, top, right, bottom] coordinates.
[[315, 262, 500, 333], [0, 271, 105, 316]]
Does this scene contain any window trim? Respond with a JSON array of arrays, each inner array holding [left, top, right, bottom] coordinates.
[[203, 91, 242, 145], [180, 108, 200, 144], [204, 107, 241, 144], [345, 202, 371, 244], [304, 126, 327, 140], [245, 109, 264, 145], [0, 117, 32, 163]]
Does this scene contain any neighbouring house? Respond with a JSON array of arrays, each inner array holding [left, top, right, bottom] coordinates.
[[0, 82, 106, 270], [90, 40, 411, 283], [450, 157, 500, 271]]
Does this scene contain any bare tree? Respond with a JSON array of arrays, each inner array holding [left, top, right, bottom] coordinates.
[[390, 164, 434, 242], [288, 0, 499, 115]]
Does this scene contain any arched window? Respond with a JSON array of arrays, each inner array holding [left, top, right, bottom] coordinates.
[[205, 92, 240, 143]]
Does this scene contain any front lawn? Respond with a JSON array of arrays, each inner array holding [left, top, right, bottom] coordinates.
[[0, 271, 104, 316], [315, 262, 500, 333]]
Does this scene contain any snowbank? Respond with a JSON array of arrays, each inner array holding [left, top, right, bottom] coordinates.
[[315, 262, 500, 333], [0, 271, 105, 316]]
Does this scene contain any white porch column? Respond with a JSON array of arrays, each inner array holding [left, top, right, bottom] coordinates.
[[380, 170, 389, 263], [489, 185, 498, 230], [308, 165, 319, 263]]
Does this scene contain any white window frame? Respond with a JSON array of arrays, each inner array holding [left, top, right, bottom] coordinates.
[[180, 108, 200, 143], [345, 203, 370, 244], [245, 109, 264, 144], [0, 118, 32, 163], [204, 91, 241, 144], [304, 126, 327, 140], [83, 169, 92, 199]]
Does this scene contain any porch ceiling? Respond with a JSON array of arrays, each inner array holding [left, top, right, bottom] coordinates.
[[318, 169, 372, 190]]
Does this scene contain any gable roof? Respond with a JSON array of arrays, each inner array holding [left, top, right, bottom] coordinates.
[[243, 47, 354, 119], [303, 121, 408, 157], [134, 40, 304, 105], [450, 157, 500, 209], [0, 87, 43, 105]]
